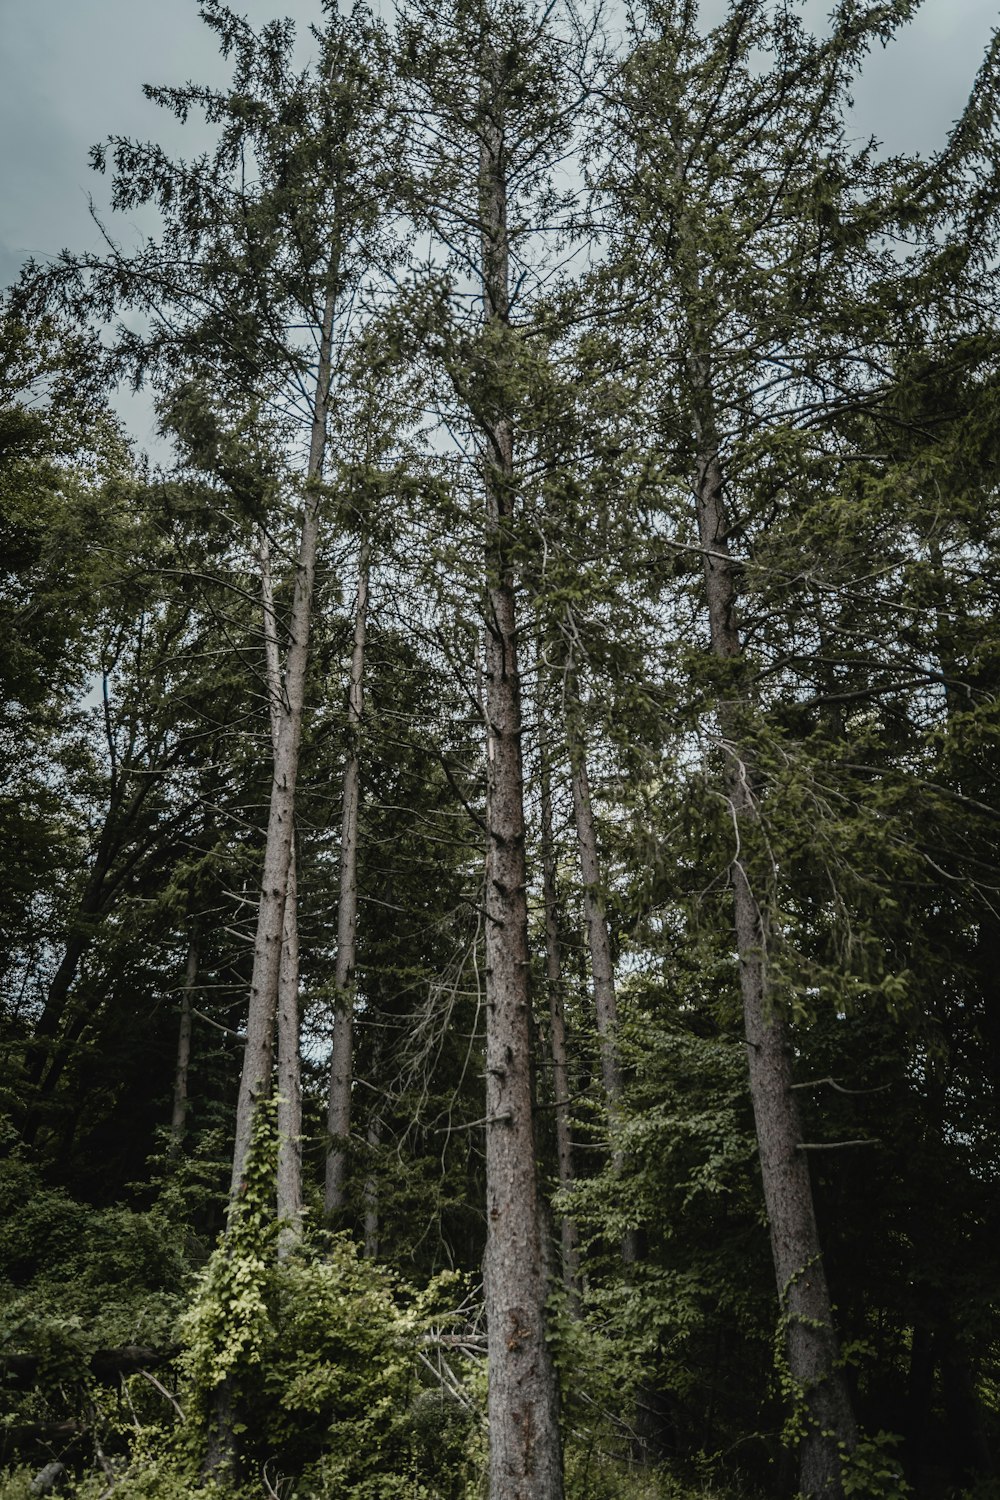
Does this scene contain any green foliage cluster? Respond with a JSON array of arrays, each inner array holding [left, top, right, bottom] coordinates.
[[3, 0, 1000, 1497], [150, 1103, 480, 1498], [0, 1108, 483, 1498], [0, 1146, 191, 1489]]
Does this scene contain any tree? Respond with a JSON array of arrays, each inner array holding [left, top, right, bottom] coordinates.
[[593, 1, 1000, 1491], [27, 0, 393, 1205], [324, 536, 371, 1215], [5, 1, 1000, 1495], [392, 0, 604, 1488]]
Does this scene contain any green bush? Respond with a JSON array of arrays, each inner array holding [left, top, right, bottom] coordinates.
[[173, 1102, 482, 1497]]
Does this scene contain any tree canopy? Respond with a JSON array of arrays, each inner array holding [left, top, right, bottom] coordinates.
[[2, 3, 999, 1498]]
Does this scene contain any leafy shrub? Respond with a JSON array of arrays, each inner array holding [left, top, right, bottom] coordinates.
[[175, 1101, 482, 1497]]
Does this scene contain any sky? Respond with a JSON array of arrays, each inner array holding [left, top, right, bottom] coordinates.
[[0, 0, 996, 445]]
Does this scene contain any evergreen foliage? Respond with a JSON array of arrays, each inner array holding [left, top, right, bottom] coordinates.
[[2, 1, 1000, 1496]]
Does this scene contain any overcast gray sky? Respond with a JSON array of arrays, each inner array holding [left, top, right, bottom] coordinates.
[[1, 0, 996, 444]]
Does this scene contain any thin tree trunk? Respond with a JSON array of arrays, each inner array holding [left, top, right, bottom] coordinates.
[[692, 393, 857, 1497], [260, 529, 303, 1246], [324, 538, 370, 1216], [25, 929, 93, 1095], [479, 68, 564, 1500], [566, 701, 623, 1114], [25, 767, 132, 1101], [537, 663, 581, 1305], [362, 1114, 380, 1259], [169, 935, 198, 1155], [20, 928, 94, 1149], [941, 1338, 996, 1483], [564, 672, 639, 1268], [207, 283, 335, 1487], [24, 761, 186, 1141], [275, 853, 302, 1245], [24, 778, 148, 1112], [228, 276, 336, 1202]]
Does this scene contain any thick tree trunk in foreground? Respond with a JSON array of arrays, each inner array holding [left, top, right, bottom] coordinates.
[[693, 414, 857, 1497], [537, 683, 581, 1304], [483, 497, 563, 1500], [260, 530, 303, 1244], [228, 281, 335, 1203], [324, 538, 370, 1216], [169, 935, 198, 1154], [479, 83, 564, 1500]]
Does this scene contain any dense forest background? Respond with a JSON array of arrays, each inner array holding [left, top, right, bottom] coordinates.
[[2, 1, 999, 1497]]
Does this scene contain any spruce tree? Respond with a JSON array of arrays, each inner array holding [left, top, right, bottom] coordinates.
[[392, 0, 603, 1488]]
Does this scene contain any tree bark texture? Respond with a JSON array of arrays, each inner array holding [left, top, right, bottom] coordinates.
[[169, 935, 198, 1154], [324, 537, 370, 1216], [692, 405, 857, 1497], [275, 851, 302, 1243], [228, 281, 336, 1202], [260, 529, 303, 1244], [479, 77, 564, 1500], [537, 670, 581, 1304]]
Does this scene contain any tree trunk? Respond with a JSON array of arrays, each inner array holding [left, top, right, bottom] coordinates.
[[479, 71, 564, 1500], [537, 664, 581, 1305], [324, 537, 370, 1216], [25, 928, 93, 1097], [275, 850, 302, 1246], [23, 775, 150, 1122], [692, 403, 857, 1497], [207, 282, 335, 1486], [260, 529, 303, 1246], [564, 674, 638, 1266], [362, 1114, 381, 1259], [20, 929, 94, 1150], [566, 705, 622, 1112], [23, 761, 184, 1143], [169, 934, 198, 1155], [228, 277, 336, 1202]]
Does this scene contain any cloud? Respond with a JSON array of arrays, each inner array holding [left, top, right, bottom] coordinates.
[[0, 240, 29, 293], [0, 0, 325, 267], [691, 0, 995, 156]]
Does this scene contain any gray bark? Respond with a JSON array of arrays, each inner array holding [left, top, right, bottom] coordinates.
[[228, 280, 336, 1201], [537, 670, 581, 1304], [479, 72, 564, 1500], [169, 935, 198, 1155], [692, 392, 857, 1497], [29, 1462, 65, 1497], [260, 529, 303, 1245], [275, 852, 302, 1245], [324, 538, 370, 1216]]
